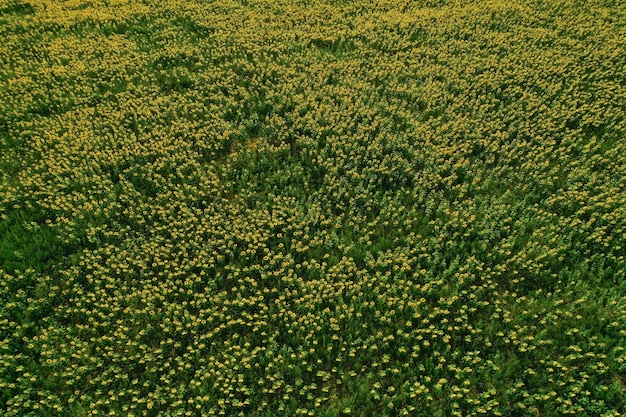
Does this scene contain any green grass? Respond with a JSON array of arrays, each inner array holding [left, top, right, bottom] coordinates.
[[1, 0, 625, 416]]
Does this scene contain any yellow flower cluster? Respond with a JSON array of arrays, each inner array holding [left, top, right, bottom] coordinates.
[[1, 0, 625, 416]]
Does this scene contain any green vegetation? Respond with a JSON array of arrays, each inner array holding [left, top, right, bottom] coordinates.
[[1, 0, 625, 415]]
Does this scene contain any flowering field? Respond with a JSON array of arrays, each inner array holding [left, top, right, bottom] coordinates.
[[1, 0, 625, 415]]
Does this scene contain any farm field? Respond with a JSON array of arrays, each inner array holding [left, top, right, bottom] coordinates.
[[1, 0, 625, 415]]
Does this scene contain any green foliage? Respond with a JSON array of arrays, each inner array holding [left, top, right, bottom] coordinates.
[[1, 0, 625, 416]]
